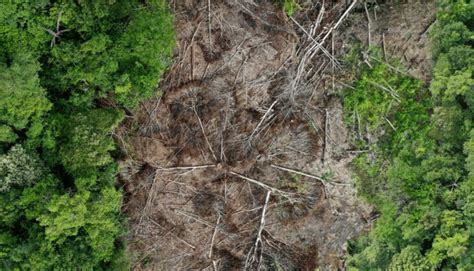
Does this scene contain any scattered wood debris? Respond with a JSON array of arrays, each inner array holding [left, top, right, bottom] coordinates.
[[115, 0, 393, 270]]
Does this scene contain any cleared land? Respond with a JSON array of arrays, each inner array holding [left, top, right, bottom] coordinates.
[[117, 1, 435, 269]]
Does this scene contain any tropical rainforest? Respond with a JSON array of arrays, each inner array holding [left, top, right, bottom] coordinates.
[[0, 0, 472, 270], [0, 0, 174, 269]]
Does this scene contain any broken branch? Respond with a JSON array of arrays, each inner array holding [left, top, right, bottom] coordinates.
[[228, 171, 298, 201], [244, 191, 271, 270]]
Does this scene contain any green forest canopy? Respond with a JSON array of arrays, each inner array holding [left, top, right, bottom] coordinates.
[[0, 0, 174, 269], [345, 1, 474, 270]]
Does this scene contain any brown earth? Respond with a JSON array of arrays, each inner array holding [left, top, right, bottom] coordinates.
[[117, 1, 435, 270]]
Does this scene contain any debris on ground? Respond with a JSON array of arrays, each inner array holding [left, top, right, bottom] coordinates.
[[117, 1, 435, 270]]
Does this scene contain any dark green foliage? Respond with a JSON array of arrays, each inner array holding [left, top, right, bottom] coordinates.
[[0, 0, 174, 269], [40, 1, 174, 108], [1, 0, 174, 109], [345, 1, 474, 270], [431, 1, 474, 57]]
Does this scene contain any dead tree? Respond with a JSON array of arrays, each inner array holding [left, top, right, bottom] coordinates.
[[44, 10, 70, 47]]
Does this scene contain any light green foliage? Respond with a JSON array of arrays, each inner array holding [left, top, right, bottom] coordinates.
[[19, 175, 60, 220], [83, 187, 122, 260], [342, 49, 430, 156], [38, 187, 122, 262], [274, 0, 299, 16], [40, 191, 90, 243], [0, 0, 174, 269], [342, 50, 431, 202], [388, 246, 430, 271], [0, 53, 51, 131], [345, 64, 411, 131], [346, 1, 474, 269], [427, 211, 470, 267], [57, 109, 124, 176], [0, 145, 43, 192], [0, 125, 17, 144]]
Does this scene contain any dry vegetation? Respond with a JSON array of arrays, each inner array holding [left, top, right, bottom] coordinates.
[[115, 0, 434, 269]]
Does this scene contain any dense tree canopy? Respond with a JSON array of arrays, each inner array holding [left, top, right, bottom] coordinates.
[[346, 1, 474, 270], [0, 0, 174, 269], [0, 53, 51, 137]]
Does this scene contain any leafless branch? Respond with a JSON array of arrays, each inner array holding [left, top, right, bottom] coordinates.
[[289, 16, 340, 68], [364, 2, 372, 46], [44, 10, 70, 47], [208, 215, 221, 259], [154, 164, 216, 171], [271, 164, 327, 184], [208, 0, 212, 52], [193, 106, 218, 161], [367, 80, 401, 102], [322, 109, 330, 164], [244, 191, 271, 270], [385, 117, 396, 131], [248, 99, 279, 141], [228, 171, 298, 201]]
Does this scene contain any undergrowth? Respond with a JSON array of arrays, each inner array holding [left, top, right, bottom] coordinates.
[[274, 0, 299, 16], [342, 1, 474, 269]]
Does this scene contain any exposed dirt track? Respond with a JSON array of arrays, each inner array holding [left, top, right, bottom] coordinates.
[[114, 0, 417, 270]]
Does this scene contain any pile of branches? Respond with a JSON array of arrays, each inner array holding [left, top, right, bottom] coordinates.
[[119, 1, 359, 270]]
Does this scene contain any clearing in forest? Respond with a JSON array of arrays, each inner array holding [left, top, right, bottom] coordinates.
[[117, 0, 435, 270]]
